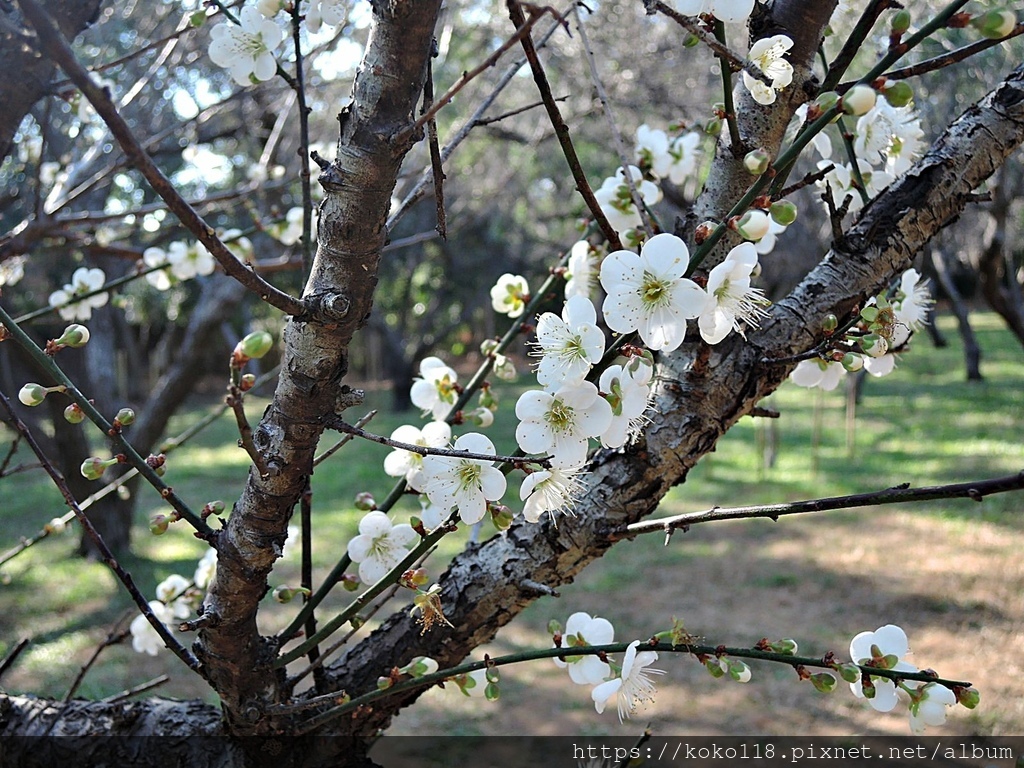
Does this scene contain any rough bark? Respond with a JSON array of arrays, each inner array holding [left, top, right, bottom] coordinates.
[[0, 0, 103, 167]]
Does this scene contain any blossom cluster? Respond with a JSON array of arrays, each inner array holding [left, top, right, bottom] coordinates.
[[129, 549, 217, 655]]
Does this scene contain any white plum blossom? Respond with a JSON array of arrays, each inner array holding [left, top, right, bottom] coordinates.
[[698, 242, 770, 344], [346, 511, 418, 585], [553, 612, 614, 685], [194, 548, 217, 590], [817, 159, 895, 215], [490, 273, 530, 318], [0, 255, 25, 287], [420, 433, 507, 525], [864, 353, 897, 378], [304, 0, 347, 33], [890, 268, 933, 347], [48, 267, 109, 321], [410, 356, 459, 420], [594, 166, 662, 236], [743, 35, 794, 106], [849, 624, 919, 712], [156, 574, 193, 619], [208, 6, 282, 86], [271, 207, 318, 247], [672, 0, 755, 23], [565, 240, 598, 300], [592, 640, 666, 722], [854, 101, 925, 176], [520, 464, 586, 522], [130, 601, 174, 656], [635, 124, 671, 174], [755, 215, 787, 255], [416, 497, 446, 532], [515, 382, 613, 467], [533, 295, 606, 388], [909, 682, 957, 734], [383, 421, 452, 492], [600, 233, 707, 352], [789, 359, 846, 391], [599, 361, 653, 449]]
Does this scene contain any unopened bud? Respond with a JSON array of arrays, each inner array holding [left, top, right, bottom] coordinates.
[[694, 221, 716, 245], [842, 85, 877, 116], [376, 676, 393, 691], [490, 503, 514, 531], [822, 314, 839, 333], [45, 517, 67, 535], [890, 9, 911, 35], [957, 686, 981, 709], [735, 210, 770, 241], [273, 585, 299, 603], [407, 568, 429, 587], [814, 91, 840, 113], [836, 663, 861, 683], [150, 514, 170, 535], [704, 658, 726, 678], [882, 80, 914, 108], [704, 117, 722, 136], [810, 672, 838, 693], [81, 456, 115, 481], [115, 407, 135, 427], [204, 500, 226, 517], [972, 10, 1016, 39], [547, 619, 563, 635], [771, 638, 799, 655], [484, 682, 500, 701], [860, 333, 889, 357], [465, 407, 494, 428], [485, 667, 500, 684], [769, 200, 798, 226], [342, 574, 360, 591], [354, 492, 376, 511], [18, 383, 47, 407], [64, 403, 86, 423], [842, 352, 865, 372], [492, 354, 517, 381], [727, 660, 752, 683], [237, 331, 274, 361], [404, 656, 439, 677], [480, 338, 499, 357], [239, 373, 256, 392], [682, 31, 700, 48], [743, 149, 770, 176], [56, 324, 90, 348]]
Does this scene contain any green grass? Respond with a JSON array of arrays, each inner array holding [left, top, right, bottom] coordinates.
[[1, 312, 1022, 707]]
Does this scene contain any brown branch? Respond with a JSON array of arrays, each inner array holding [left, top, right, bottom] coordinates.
[[0, 389, 203, 675], [101, 675, 170, 703], [778, 163, 834, 198], [225, 386, 271, 478], [619, 470, 1024, 537], [0, 638, 30, 682], [474, 96, 566, 125], [507, 0, 623, 249], [313, 410, 378, 468], [821, 0, 898, 92], [423, 57, 447, 240], [64, 619, 131, 702], [17, 0, 306, 318]]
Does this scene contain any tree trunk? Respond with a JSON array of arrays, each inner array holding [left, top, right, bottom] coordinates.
[[931, 249, 983, 381]]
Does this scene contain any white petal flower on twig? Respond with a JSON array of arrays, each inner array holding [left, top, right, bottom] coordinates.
[[410, 356, 459, 421], [515, 382, 613, 467], [48, 267, 109, 321], [698, 242, 770, 344], [420, 433, 507, 525], [592, 640, 666, 722], [383, 421, 453, 492], [743, 35, 794, 106], [533, 295, 606, 388], [208, 6, 282, 86], [554, 612, 614, 685], [346, 511, 418, 585]]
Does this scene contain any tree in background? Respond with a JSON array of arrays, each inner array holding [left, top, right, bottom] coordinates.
[[1, 0, 1023, 765]]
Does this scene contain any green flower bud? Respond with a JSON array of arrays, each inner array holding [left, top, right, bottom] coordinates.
[[56, 324, 90, 348], [728, 660, 752, 683], [273, 585, 296, 603], [480, 338, 499, 357], [376, 676, 393, 691], [743, 149, 770, 176], [342, 574, 361, 592], [18, 383, 47, 407], [842, 85, 877, 116], [882, 80, 914, 108], [822, 314, 838, 333], [958, 686, 981, 709], [810, 672, 838, 693], [704, 658, 726, 678], [890, 9, 911, 34], [115, 407, 135, 426], [238, 331, 274, 360], [485, 667, 500, 684], [465, 407, 494, 428], [769, 200, 798, 226], [150, 514, 170, 536], [814, 91, 840, 113], [490, 503, 514, 531], [81, 456, 115, 481], [64, 403, 86, 424], [239, 373, 256, 391], [771, 638, 799, 655], [735, 210, 770, 241], [836, 663, 861, 683], [682, 32, 700, 48], [972, 10, 1016, 40], [547, 619, 563, 635], [484, 682, 500, 701], [842, 352, 865, 372], [207, 500, 226, 515], [860, 333, 889, 357], [354, 492, 377, 511]]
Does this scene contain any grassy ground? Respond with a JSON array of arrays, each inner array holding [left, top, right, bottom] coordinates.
[[1, 312, 1022, 737]]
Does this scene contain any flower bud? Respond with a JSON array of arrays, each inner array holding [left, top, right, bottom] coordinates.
[[490, 503, 514, 531], [836, 663, 861, 683], [972, 10, 1016, 39], [694, 221, 716, 245], [484, 682, 500, 701], [957, 686, 980, 709], [18, 383, 47, 407], [115, 407, 135, 427], [769, 200, 798, 226], [45, 517, 67, 535], [814, 91, 840, 113], [485, 667, 500, 684], [342, 574, 361, 591], [821, 314, 838, 333], [480, 338, 499, 357], [890, 9, 911, 34], [204, 500, 226, 517], [547, 619, 563, 635], [404, 656, 439, 677], [376, 676, 393, 691], [239, 373, 256, 392], [465, 407, 494, 428], [882, 80, 914, 108], [492, 354, 516, 381], [273, 585, 296, 603], [682, 31, 700, 48], [743, 149, 770, 176], [842, 85, 877, 116], [860, 333, 889, 357], [735, 210, 770, 241], [354, 492, 376, 511], [704, 117, 722, 136], [727, 660, 752, 683], [64, 403, 86, 424], [810, 672, 838, 693], [56, 324, 90, 348], [81, 456, 114, 481], [704, 658, 726, 678], [842, 352, 864, 372], [237, 331, 274, 360], [407, 567, 429, 587], [150, 514, 170, 536], [771, 638, 799, 655]]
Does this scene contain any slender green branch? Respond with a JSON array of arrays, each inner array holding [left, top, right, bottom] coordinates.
[[715, 20, 743, 153]]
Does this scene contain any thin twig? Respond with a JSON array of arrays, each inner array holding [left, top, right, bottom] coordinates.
[[299, 479, 324, 689], [0, 389, 203, 674], [778, 164, 834, 198], [619, 469, 1024, 537], [423, 56, 448, 240], [0, 638, 30, 681], [101, 675, 170, 703], [714, 19, 743, 153], [17, 0, 306, 318], [507, 0, 623, 249], [474, 96, 567, 125], [64, 619, 131, 702], [821, 0, 897, 92], [226, 385, 270, 477], [313, 410, 378, 467]]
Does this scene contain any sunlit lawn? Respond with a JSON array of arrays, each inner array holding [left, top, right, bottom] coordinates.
[[1, 312, 1022, 734]]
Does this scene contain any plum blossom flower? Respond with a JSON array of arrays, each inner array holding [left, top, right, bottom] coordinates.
[[592, 640, 666, 722], [553, 612, 614, 685], [0, 255, 25, 287], [48, 267, 109, 321], [863, 354, 896, 378], [849, 624, 919, 712], [890, 268, 933, 347], [594, 166, 662, 236], [194, 548, 218, 591], [816, 159, 894, 215], [271, 206, 318, 247], [383, 421, 452, 492], [347, 511, 418, 584], [420, 433, 507, 525], [515, 382, 613, 467], [698, 242, 770, 344], [490, 273, 530, 318], [600, 233, 707, 352], [410, 357, 459, 420], [565, 240, 598, 300], [533, 295, 606, 388], [672, 0, 755, 23], [789, 359, 846, 391], [130, 601, 174, 656], [304, 0, 347, 33], [909, 682, 957, 734], [520, 464, 586, 522], [208, 6, 282, 86], [156, 574, 193, 619], [743, 35, 794, 106], [854, 101, 925, 176], [599, 361, 652, 449]]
